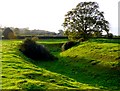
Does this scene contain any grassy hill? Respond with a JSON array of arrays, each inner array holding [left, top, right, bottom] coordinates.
[[60, 39, 120, 90], [1, 38, 120, 90], [61, 39, 120, 67]]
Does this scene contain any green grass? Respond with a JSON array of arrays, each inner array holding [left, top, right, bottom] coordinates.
[[61, 39, 120, 66], [60, 38, 120, 90], [1, 38, 120, 90]]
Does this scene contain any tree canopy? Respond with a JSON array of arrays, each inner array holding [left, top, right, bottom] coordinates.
[[63, 2, 109, 40]]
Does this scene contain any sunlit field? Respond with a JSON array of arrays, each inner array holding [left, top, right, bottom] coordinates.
[[1, 38, 120, 90]]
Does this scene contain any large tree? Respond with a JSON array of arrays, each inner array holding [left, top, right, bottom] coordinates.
[[63, 2, 109, 40]]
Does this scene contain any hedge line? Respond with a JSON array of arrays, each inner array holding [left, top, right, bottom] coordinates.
[[2, 36, 68, 39]]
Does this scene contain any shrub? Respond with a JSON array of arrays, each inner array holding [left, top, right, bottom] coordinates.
[[19, 38, 57, 61], [108, 33, 113, 39], [2, 28, 16, 39], [32, 36, 39, 41], [78, 38, 85, 42], [62, 41, 78, 51]]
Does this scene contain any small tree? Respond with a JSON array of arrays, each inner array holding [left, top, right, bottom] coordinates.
[[2, 28, 16, 39], [63, 2, 109, 40], [13, 28, 20, 36]]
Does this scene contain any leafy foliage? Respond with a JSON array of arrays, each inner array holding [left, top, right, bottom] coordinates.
[[19, 38, 57, 61], [63, 2, 109, 40]]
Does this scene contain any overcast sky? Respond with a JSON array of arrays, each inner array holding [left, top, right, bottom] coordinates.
[[0, 0, 119, 35]]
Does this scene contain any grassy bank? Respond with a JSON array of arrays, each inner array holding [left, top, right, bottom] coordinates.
[[1, 38, 120, 90]]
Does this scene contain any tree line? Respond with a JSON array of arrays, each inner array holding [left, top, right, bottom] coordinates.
[[1, 2, 119, 40], [0, 27, 65, 39]]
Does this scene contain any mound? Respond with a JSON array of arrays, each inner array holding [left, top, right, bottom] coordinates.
[[61, 39, 120, 67]]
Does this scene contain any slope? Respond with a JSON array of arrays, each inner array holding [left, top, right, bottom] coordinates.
[[60, 38, 120, 90], [1, 39, 99, 90]]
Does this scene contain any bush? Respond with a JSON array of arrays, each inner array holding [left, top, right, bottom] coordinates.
[[19, 38, 57, 61], [32, 36, 39, 41], [2, 28, 16, 39], [78, 38, 85, 42], [108, 33, 113, 39], [62, 41, 78, 51]]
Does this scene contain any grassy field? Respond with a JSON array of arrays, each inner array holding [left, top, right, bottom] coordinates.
[[1, 38, 120, 90]]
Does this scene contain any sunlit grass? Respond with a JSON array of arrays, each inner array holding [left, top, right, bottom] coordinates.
[[61, 40, 119, 66], [1, 38, 120, 90]]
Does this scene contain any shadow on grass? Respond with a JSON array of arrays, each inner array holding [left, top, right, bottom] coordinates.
[[18, 41, 120, 90], [21, 52, 120, 90]]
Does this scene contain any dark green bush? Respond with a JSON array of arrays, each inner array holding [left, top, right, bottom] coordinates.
[[19, 38, 57, 61], [108, 33, 113, 39], [62, 41, 78, 51]]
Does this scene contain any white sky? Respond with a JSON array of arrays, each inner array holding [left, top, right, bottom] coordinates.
[[0, 0, 119, 35]]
